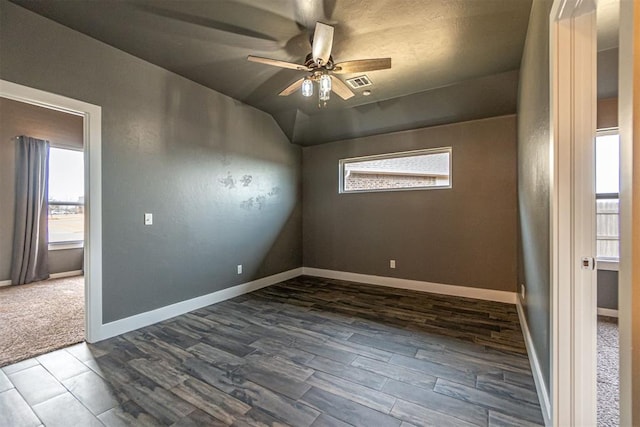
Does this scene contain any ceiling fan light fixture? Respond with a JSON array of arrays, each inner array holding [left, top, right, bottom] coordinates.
[[319, 74, 331, 101], [302, 78, 314, 97]]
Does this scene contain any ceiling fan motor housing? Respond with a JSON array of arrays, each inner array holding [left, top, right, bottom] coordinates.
[[305, 53, 334, 70]]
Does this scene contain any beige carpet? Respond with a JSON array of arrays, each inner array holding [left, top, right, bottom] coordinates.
[[0, 275, 84, 367], [598, 315, 619, 427]]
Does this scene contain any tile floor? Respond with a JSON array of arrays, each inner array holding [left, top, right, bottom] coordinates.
[[1, 343, 113, 426]]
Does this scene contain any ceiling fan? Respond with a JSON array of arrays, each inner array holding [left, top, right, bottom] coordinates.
[[247, 22, 391, 105]]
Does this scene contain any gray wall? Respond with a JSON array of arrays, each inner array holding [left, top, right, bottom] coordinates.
[[598, 48, 619, 100], [598, 270, 618, 310], [517, 0, 553, 394], [0, 97, 84, 281], [0, 1, 302, 322], [303, 115, 518, 292]]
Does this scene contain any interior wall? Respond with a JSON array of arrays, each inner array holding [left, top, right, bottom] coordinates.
[[598, 270, 619, 310], [516, 0, 553, 395], [598, 97, 619, 129], [598, 48, 619, 100], [303, 115, 518, 292], [0, 1, 302, 322], [0, 97, 84, 281]]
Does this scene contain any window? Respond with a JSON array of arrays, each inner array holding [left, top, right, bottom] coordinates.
[[48, 147, 84, 245], [595, 130, 619, 260], [339, 147, 452, 193]]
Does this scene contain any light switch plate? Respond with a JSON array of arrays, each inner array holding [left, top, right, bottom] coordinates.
[[144, 213, 153, 225], [390, 260, 396, 269], [237, 265, 243, 274]]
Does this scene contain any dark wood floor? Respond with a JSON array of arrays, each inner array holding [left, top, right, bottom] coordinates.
[[1, 276, 544, 426]]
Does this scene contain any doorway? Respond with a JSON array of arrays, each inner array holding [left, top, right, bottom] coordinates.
[[0, 79, 103, 345], [0, 96, 87, 365], [595, 1, 621, 425]]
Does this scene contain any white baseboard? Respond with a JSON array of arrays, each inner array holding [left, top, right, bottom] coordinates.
[[95, 267, 303, 342], [0, 270, 83, 287], [516, 297, 552, 426], [597, 307, 619, 318], [302, 267, 517, 304], [50, 270, 84, 279]]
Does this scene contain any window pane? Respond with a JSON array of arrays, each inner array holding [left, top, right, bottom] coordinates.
[[49, 147, 84, 203], [341, 149, 451, 193], [48, 147, 84, 243], [49, 205, 84, 243], [595, 134, 620, 194], [596, 198, 619, 259]]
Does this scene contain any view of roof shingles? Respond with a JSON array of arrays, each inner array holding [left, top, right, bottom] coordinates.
[[345, 152, 449, 175]]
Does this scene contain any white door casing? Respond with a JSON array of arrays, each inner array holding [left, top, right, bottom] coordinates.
[[549, 0, 598, 425], [0, 79, 103, 343]]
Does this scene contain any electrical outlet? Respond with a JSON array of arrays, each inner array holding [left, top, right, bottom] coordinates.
[[237, 265, 242, 275], [521, 284, 526, 300], [144, 213, 153, 225], [390, 260, 396, 269]]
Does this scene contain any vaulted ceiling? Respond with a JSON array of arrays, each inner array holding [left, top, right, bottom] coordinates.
[[11, 0, 534, 145]]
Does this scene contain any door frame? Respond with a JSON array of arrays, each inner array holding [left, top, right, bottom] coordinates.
[[0, 79, 103, 343], [549, 1, 598, 425], [617, 1, 638, 424]]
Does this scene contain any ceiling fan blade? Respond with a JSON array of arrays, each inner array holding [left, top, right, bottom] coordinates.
[[279, 78, 306, 96], [330, 76, 355, 100], [312, 22, 334, 65], [247, 55, 310, 71], [333, 58, 392, 74]]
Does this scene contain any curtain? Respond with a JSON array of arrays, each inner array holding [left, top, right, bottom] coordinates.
[[10, 136, 50, 285]]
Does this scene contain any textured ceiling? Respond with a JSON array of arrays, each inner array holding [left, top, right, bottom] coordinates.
[[597, 0, 619, 51], [11, 0, 533, 145]]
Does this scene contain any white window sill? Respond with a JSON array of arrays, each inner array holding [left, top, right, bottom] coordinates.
[[48, 241, 84, 251], [597, 259, 619, 271]]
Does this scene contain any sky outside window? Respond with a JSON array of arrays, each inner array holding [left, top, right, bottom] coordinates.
[[49, 147, 84, 202], [596, 133, 620, 194]]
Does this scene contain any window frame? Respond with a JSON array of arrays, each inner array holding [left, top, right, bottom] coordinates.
[[594, 128, 620, 266], [48, 145, 85, 249], [338, 147, 453, 194]]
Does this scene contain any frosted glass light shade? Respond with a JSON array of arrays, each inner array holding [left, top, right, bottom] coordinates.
[[319, 74, 331, 101], [301, 78, 313, 97]]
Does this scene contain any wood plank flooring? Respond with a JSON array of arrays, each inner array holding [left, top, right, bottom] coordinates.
[[1, 276, 543, 426]]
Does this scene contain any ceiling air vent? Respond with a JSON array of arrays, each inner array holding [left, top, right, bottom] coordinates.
[[346, 75, 373, 89]]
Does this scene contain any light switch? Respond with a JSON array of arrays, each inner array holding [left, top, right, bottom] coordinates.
[[144, 213, 153, 225], [237, 265, 243, 274]]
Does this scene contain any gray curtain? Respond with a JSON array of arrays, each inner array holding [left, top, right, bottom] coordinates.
[[10, 136, 50, 285]]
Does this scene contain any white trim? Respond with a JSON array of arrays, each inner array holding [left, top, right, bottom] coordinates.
[[0, 79, 103, 344], [302, 267, 517, 304], [95, 268, 303, 342], [49, 242, 84, 251], [0, 270, 83, 286], [516, 298, 552, 426], [597, 260, 619, 272], [597, 308, 619, 318], [338, 147, 453, 194], [617, 1, 636, 423], [596, 127, 619, 137], [49, 270, 83, 279], [549, 2, 598, 425]]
